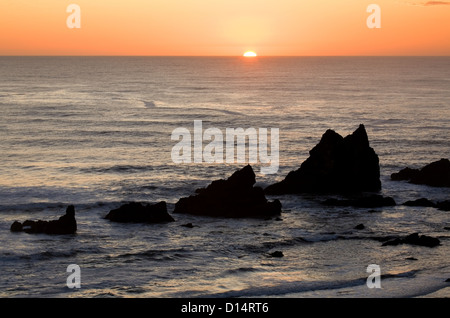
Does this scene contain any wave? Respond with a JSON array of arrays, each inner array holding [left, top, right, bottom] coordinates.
[[224, 267, 261, 274], [79, 164, 155, 174], [1, 249, 78, 262], [109, 248, 191, 262], [238, 232, 443, 255], [200, 270, 418, 298]]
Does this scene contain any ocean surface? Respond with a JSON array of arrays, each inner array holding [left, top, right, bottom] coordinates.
[[0, 56, 449, 298]]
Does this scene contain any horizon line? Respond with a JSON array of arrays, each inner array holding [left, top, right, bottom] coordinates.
[[1, 55, 450, 58]]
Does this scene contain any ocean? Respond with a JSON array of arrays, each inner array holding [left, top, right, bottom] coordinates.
[[0, 56, 449, 298]]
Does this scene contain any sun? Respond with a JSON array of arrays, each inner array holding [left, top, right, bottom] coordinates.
[[243, 51, 257, 57]]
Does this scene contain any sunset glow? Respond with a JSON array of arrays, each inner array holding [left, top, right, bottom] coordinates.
[[243, 51, 257, 57], [0, 0, 449, 56]]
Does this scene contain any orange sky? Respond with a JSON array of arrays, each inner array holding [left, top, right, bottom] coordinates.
[[1, 0, 449, 56]]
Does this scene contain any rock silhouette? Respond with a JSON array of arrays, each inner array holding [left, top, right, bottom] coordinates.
[[401, 198, 450, 211], [354, 224, 365, 230], [265, 124, 381, 194], [10, 205, 77, 235], [105, 201, 174, 223], [173, 165, 282, 218], [391, 158, 450, 187], [381, 233, 440, 248], [269, 251, 284, 258]]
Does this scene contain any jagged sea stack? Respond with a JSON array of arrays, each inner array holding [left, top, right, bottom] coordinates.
[[265, 124, 381, 194], [173, 165, 282, 218]]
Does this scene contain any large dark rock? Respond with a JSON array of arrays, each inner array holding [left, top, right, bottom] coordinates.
[[391, 159, 450, 187], [105, 201, 174, 223], [381, 233, 440, 248], [10, 205, 77, 235], [322, 195, 396, 208], [265, 124, 381, 194], [173, 165, 282, 218]]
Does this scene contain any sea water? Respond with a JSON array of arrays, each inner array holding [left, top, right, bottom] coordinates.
[[0, 56, 449, 297]]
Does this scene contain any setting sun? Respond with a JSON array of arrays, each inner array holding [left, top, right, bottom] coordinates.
[[243, 51, 257, 57]]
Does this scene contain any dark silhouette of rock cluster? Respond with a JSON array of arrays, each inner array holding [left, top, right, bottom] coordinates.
[[265, 124, 381, 194], [174, 165, 282, 218], [10, 205, 77, 234], [8, 124, 447, 251]]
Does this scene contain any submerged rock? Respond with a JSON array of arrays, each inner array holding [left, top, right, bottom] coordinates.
[[265, 124, 381, 194], [391, 158, 450, 187], [173, 165, 282, 218], [322, 195, 396, 208], [402, 198, 437, 208], [381, 233, 440, 248], [105, 201, 174, 223], [437, 200, 450, 211], [400, 198, 449, 211], [10, 205, 77, 235]]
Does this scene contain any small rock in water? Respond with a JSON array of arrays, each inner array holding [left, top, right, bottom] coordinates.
[[269, 251, 284, 258], [105, 201, 174, 223], [437, 200, 450, 211], [323, 195, 396, 208], [354, 224, 365, 230], [382, 233, 440, 248], [402, 198, 436, 208]]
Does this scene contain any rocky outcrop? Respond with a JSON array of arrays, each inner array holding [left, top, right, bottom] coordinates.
[[265, 124, 381, 194], [173, 165, 282, 218], [105, 201, 174, 223], [381, 233, 440, 248], [10, 205, 77, 235], [391, 158, 450, 187], [322, 195, 396, 208]]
